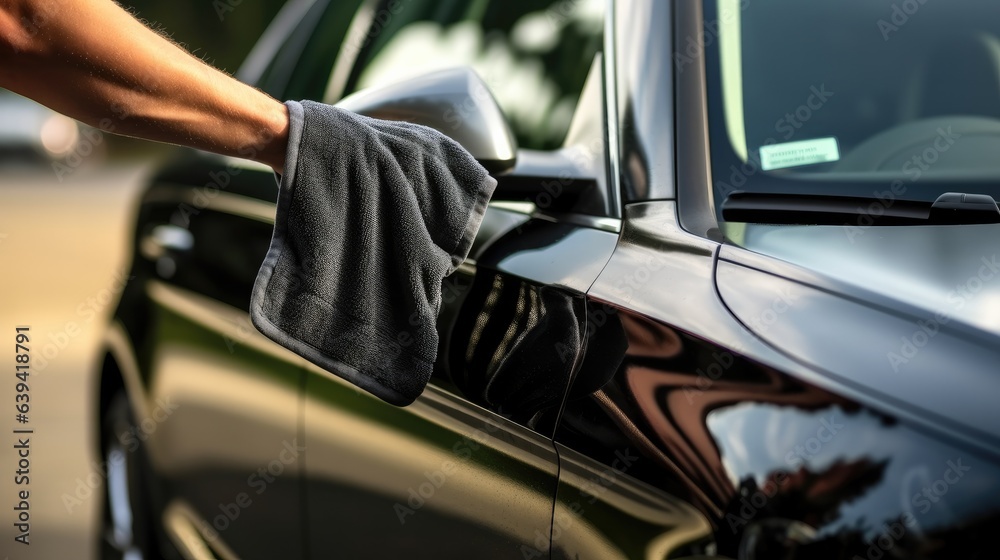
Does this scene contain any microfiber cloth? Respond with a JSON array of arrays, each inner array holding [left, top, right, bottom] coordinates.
[[250, 100, 497, 406]]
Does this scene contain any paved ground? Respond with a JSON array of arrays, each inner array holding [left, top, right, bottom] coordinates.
[[0, 161, 151, 560]]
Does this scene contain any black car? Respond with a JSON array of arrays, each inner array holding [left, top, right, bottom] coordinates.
[[96, 0, 1000, 558]]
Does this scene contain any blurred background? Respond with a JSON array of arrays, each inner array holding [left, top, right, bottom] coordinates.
[[0, 2, 284, 559]]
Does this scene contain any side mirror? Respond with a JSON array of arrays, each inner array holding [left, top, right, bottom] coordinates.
[[336, 67, 518, 174]]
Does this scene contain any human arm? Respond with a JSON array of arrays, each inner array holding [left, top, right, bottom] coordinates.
[[0, 0, 289, 172]]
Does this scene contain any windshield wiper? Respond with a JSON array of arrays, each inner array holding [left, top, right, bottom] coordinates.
[[722, 192, 1000, 226]]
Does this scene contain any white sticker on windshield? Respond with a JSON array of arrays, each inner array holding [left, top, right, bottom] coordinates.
[[759, 137, 840, 171]]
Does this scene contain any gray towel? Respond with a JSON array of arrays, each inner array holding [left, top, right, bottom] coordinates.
[[250, 100, 497, 406]]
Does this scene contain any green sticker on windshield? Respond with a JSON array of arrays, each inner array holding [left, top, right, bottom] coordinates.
[[759, 137, 840, 171]]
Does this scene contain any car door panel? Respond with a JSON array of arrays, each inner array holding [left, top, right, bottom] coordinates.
[[557, 303, 1000, 559], [480, 218, 621, 295], [549, 445, 713, 560], [302, 0, 615, 545], [133, 182, 307, 559], [304, 206, 618, 557], [298, 1, 614, 552], [144, 283, 305, 559], [303, 368, 559, 559], [126, 0, 614, 554], [554, 202, 1000, 558]]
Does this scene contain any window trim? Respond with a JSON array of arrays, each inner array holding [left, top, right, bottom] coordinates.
[[237, 0, 324, 86], [322, 0, 385, 103]]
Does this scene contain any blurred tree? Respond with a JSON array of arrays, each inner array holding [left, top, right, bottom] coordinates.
[[120, 0, 289, 75]]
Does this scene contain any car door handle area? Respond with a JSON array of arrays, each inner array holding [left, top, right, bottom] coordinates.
[[140, 224, 195, 280], [140, 224, 194, 259]]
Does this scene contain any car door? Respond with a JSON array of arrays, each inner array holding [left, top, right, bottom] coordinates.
[[127, 2, 362, 558], [299, 0, 615, 557], [135, 184, 308, 560]]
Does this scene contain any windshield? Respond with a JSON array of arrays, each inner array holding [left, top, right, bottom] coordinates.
[[704, 0, 1000, 221]]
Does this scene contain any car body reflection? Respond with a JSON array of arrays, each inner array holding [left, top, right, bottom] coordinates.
[[558, 312, 1000, 558]]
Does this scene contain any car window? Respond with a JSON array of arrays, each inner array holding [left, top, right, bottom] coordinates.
[[704, 0, 1000, 231], [255, 0, 364, 101], [704, 0, 1000, 214], [254, 0, 328, 99], [282, 0, 367, 101], [343, 0, 604, 150]]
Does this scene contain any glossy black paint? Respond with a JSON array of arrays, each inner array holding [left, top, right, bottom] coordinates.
[[716, 255, 1000, 459], [555, 202, 1000, 559], [301, 359, 563, 559], [559, 305, 1000, 558], [558, 302, 1000, 558], [96, 0, 1000, 558], [142, 288, 306, 560]]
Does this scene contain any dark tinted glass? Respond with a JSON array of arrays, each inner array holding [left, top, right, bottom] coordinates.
[[283, 0, 366, 101], [704, 0, 1000, 211], [256, 0, 364, 101]]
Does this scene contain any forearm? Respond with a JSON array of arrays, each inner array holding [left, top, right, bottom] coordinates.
[[0, 0, 288, 172]]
